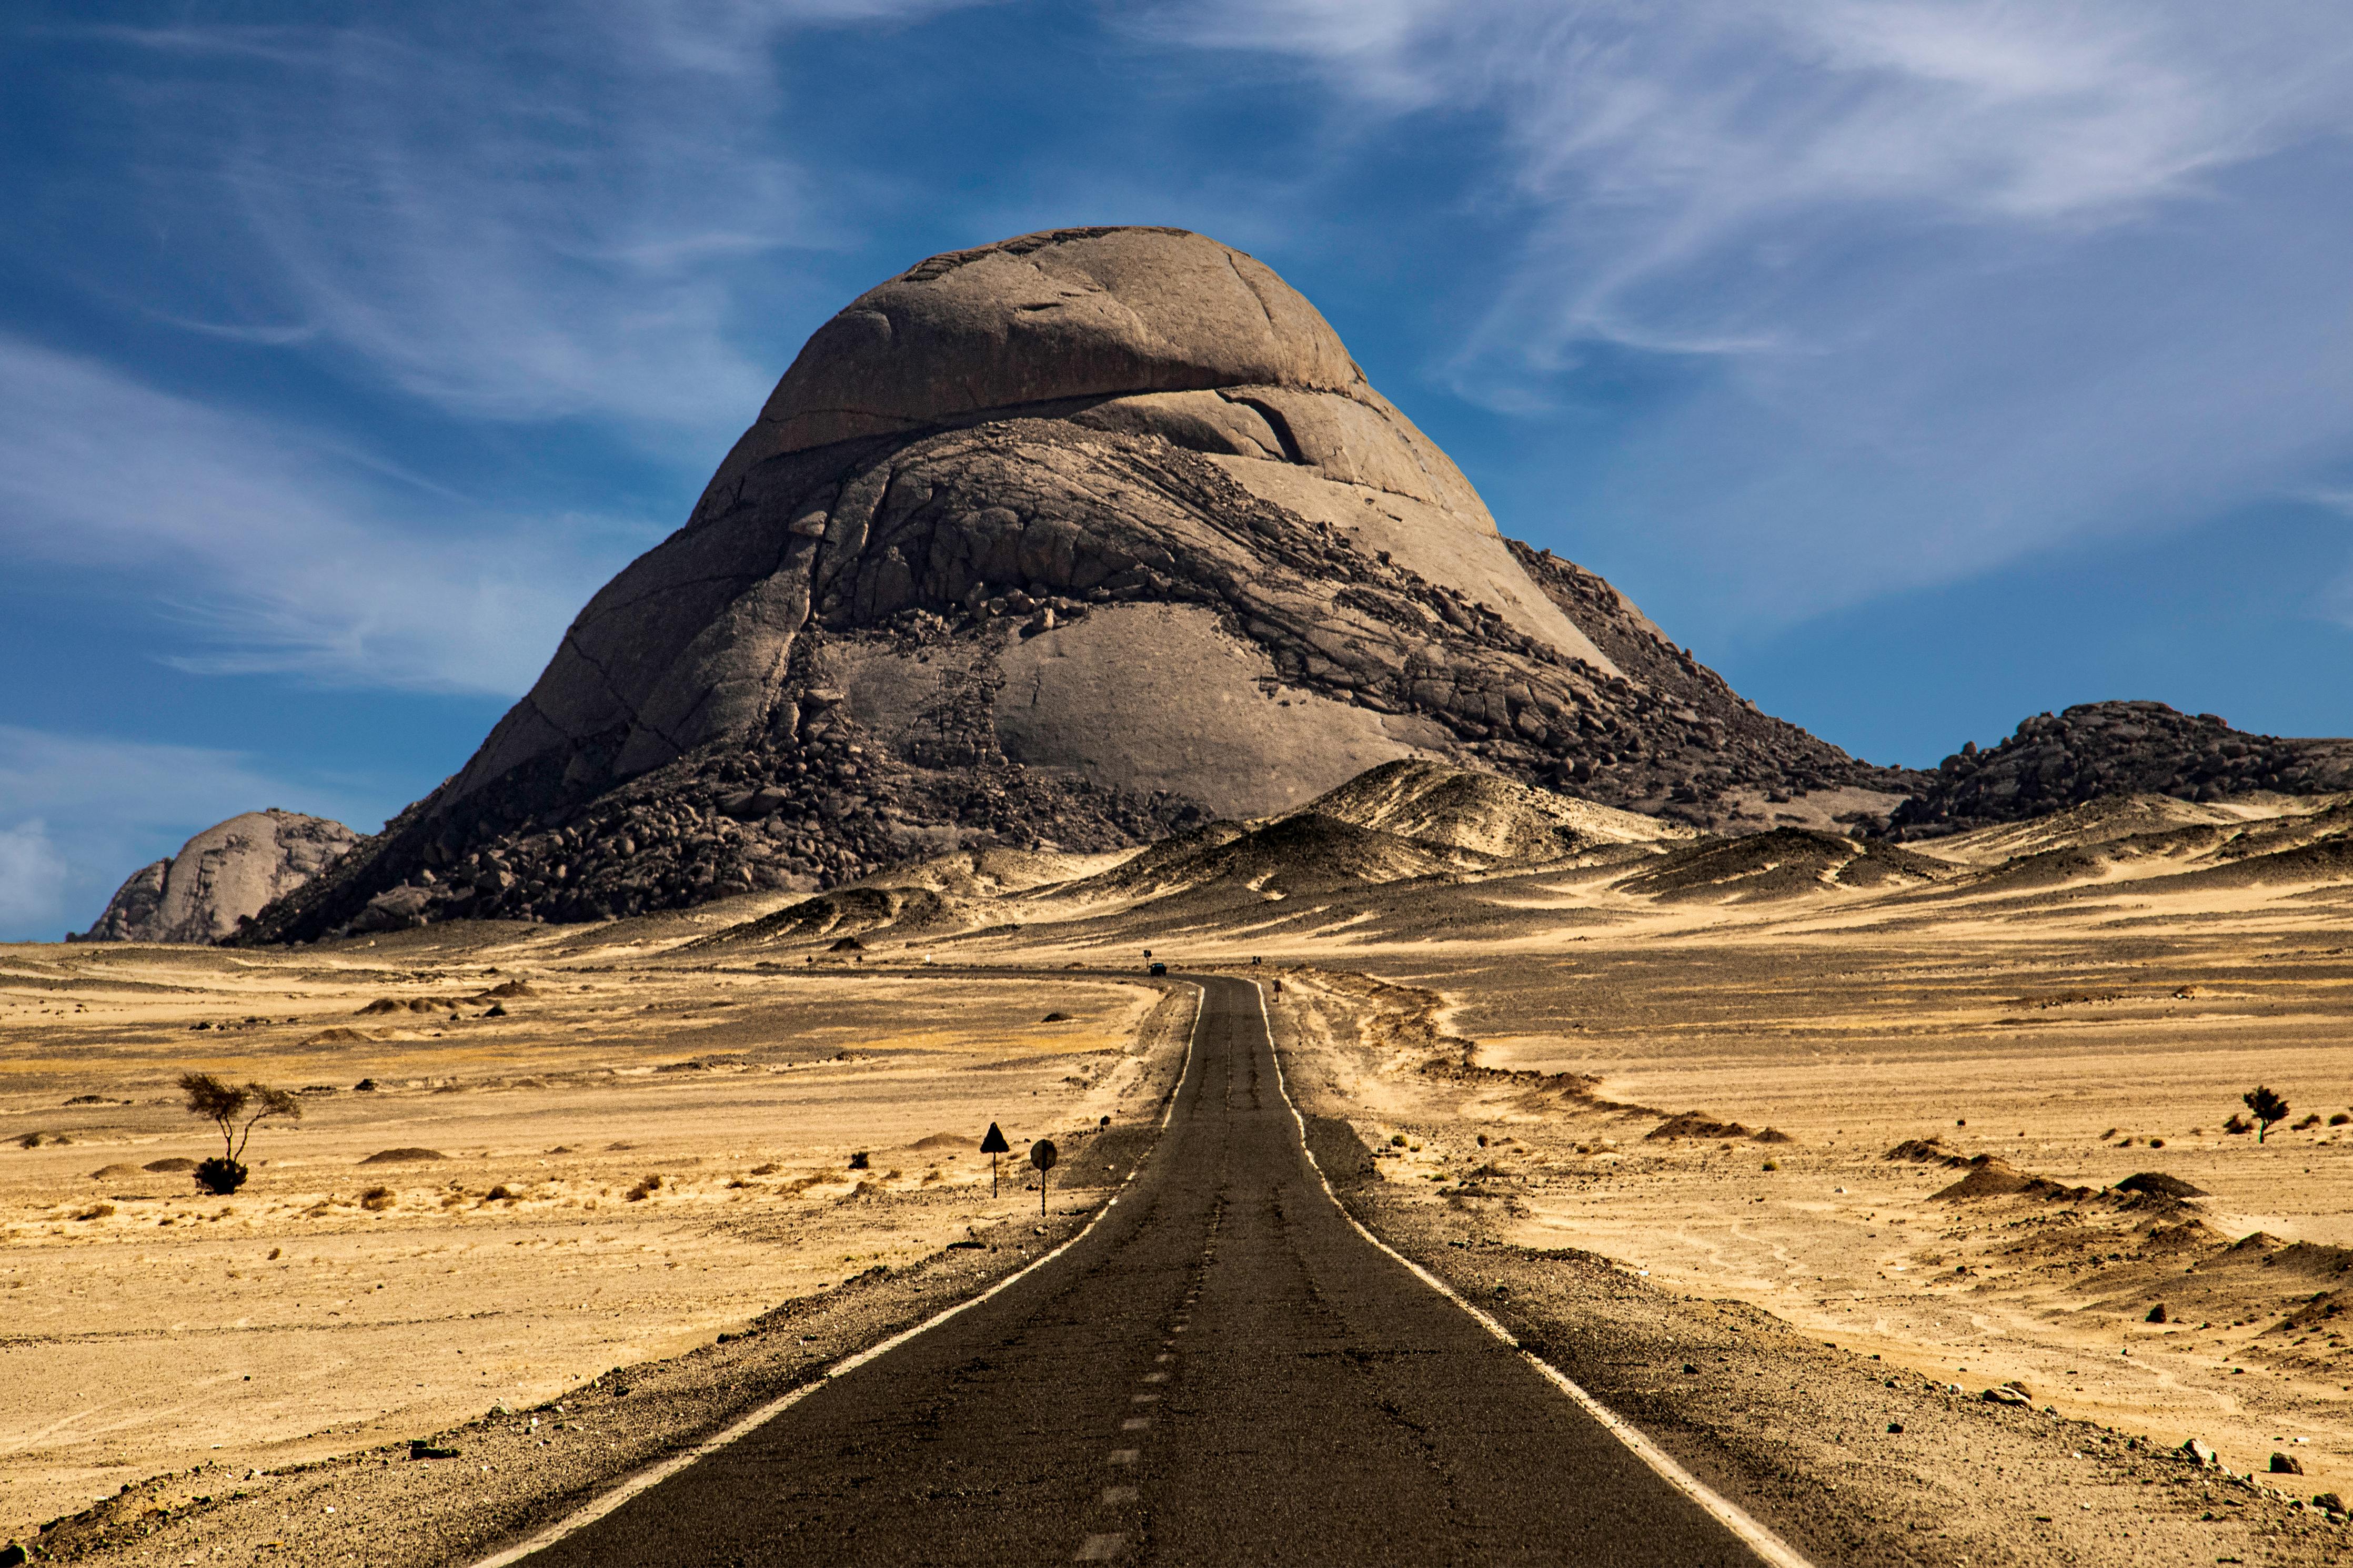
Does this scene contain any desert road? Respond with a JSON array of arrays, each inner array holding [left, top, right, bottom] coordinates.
[[500, 975, 1792, 1566]]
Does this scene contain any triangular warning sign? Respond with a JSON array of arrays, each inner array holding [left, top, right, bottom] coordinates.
[[980, 1122, 1010, 1154]]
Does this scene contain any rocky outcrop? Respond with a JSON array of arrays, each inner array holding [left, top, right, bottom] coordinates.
[[239, 227, 1913, 943], [1892, 701, 2353, 837], [74, 810, 358, 944]]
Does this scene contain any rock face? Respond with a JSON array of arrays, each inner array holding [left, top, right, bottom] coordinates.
[[242, 226, 1910, 942], [1893, 701, 2353, 837], [74, 810, 358, 944]]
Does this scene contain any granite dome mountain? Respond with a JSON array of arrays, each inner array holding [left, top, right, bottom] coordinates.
[[245, 226, 1914, 941]]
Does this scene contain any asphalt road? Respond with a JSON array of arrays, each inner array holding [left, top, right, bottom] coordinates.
[[515, 975, 1777, 1566]]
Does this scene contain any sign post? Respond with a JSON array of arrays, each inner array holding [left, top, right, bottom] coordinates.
[[1030, 1138, 1058, 1216], [981, 1121, 1011, 1196]]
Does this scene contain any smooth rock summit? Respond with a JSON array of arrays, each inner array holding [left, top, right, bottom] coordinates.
[[76, 810, 357, 944], [245, 227, 1907, 940]]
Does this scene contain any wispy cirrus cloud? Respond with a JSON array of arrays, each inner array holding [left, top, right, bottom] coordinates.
[[0, 335, 638, 695], [1143, 1, 2353, 626], [0, 724, 376, 940], [91, 0, 989, 442]]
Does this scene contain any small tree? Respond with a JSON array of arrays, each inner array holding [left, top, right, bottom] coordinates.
[[178, 1072, 301, 1193], [2243, 1085, 2289, 1144]]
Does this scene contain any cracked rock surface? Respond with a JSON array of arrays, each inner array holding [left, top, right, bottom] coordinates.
[[241, 227, 1914, 943]]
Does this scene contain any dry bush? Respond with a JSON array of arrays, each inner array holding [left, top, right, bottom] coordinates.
[[360, 1187, 396, 1211], [626, 1174, 662, 1202], [485, 1183, 520, 1201]]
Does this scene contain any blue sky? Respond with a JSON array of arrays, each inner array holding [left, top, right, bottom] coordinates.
[[4, 1, 2352, 939]]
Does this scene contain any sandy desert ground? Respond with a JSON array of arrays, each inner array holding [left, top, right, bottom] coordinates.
[[0, 901, 1192, 1547], [13, 783, 2353, 1564]]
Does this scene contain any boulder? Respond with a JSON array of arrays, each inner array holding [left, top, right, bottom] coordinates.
[[75, 809, 357, 944]]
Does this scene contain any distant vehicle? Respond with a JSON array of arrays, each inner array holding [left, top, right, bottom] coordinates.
[[1148, 962, 1168, 976]]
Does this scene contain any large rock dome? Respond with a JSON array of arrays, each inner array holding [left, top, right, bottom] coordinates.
[[244, 227, 1903, 940], [75, 809, 357, 944]]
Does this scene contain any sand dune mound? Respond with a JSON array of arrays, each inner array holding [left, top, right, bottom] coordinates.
[[1919, 793, 2256, 867], [142, 1157, 197, 1173], [1930, 1156, 2089, 1202], [1645, 1111, 1752, 1140], [1613, 828, 1950, 903], [356, 997, 466, 1015], [359, 1148, 447, 1165], [237, 228, 1910, 944], [1302, 758, 1693, 861], [702, 884, 954, 948], [1079, 812, 1480, 902]]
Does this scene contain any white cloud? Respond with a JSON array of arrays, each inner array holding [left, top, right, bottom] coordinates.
[[0, 335, 640, 694], [0, 822, 71, 934], [95, 1, 985, 441], [0, 725, 378, 942], [1143, 0, 2353, 628]]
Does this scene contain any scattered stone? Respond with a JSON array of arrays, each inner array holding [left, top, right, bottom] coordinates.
[[2181, 1437, 2220, 1468], [1982, 1383, 2033, 1406], [2272, 1452, 2306, 1475], [2146, 1303, 2168, 1323], [2116, 1171, 2207, 1200], [408, 1440, 459, 1461]]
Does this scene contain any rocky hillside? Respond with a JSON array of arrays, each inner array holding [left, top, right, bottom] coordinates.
[[238, 227, 1918, 943], [73, 810, 357, 944], [1891, 701, 2353, 837]]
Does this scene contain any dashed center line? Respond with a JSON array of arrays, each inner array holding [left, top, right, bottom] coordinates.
[[1108, 1449, 1139, 1465], [1142, 1371, 1169, 1383], [1102, 1486, 1139, 1505], [1075, 1532, 1125, 1561], [1122, 1417, 1151, 1431]]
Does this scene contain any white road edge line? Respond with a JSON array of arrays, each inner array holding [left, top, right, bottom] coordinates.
[[1252, 978, 1817, 1568], [463, 980, 1208, 1568]]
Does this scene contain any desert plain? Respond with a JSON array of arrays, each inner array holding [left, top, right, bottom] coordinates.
[[9, 788, 2353, 1565]]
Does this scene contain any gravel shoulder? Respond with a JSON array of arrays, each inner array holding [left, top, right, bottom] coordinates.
[[1276, 971, 2353, 1567], [4, 961, 1198, 1568]]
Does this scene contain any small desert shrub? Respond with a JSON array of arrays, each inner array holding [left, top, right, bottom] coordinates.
[[847, 1151, 870, 1171], [2224, 1112, 2253, 1135], [1761, 1160, 1779, 1172], [485, 1183, 520, 1201], [2148, 1138, 2165, 1148], [194, 1157, 249, 1195], [360, 1186, 396, 1211], [750, 1162, 779, 1176], [74, 1202, 116, 1221], [2333, 1113, 2353, 1127], [626, 1174, 662, 1202], [2295, 1114, 2323, 1130], [1389, 1134, 1407, 1148]]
